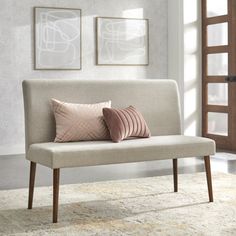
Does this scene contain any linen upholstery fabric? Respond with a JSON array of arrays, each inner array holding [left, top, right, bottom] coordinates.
[[22, 79, 181, 149], [51, 99, 111, 142], [103, 106, 151, 142], [22, 79, 216, 170], [27, 135, 216, 169]]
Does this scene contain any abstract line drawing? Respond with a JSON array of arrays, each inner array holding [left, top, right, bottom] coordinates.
[[34, 7, 81, 70], [96, 17, 149, 65]]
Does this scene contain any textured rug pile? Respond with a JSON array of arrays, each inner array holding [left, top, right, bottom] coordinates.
[[0, 172, 236, 235]]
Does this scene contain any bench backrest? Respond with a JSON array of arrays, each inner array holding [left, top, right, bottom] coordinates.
[[22, 79, 181, 150]]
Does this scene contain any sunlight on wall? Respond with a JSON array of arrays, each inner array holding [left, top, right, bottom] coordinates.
[[184, 0, 197, 24], [122, 8, 144, 18], [184, 54, 197, 81], [184, 27, 197, 53], [184, 88, 197, 119], [183, 0, 201, 136], [185, 120, 197, 135]]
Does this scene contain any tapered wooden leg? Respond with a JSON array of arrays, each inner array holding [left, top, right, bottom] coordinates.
[[53, 169, 60, 223], [204, 156, 213, 202], [28, 162, 36, 209], [173, 159, 178, 192]]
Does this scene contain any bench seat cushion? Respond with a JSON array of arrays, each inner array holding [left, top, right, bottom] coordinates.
[[27, 135, 215, 169]]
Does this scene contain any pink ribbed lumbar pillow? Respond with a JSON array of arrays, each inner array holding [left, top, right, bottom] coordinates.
[[103, 106, 151, 142], [51, 99, 111, 142]]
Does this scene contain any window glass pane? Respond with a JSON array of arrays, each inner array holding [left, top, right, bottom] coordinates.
[[208, 112, 228, 136], [207, 0, 228, 17], [207, 53, 228, 76], [208, 83, 228, 105], [207, 23, 228, 46]]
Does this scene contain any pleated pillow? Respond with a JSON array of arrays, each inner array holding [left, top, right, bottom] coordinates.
[[103, 106, 151, 142], [51, 99, 111, 142]]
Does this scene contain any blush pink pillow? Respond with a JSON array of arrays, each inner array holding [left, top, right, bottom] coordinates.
[[51, 99, 111, 142], [103, 106, 151, 142]]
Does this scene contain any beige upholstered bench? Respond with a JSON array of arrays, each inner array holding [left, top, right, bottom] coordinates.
[[22, 79, 215, 223]]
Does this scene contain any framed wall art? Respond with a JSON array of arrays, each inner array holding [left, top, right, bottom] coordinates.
[[96, 17, 149, 66], [34, 7, 81, 70]]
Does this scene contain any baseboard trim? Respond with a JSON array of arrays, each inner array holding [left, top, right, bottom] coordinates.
[[0, 145, 25, 156]]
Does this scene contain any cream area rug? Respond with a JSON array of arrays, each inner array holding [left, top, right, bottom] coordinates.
[[0, 172, 236, 236]]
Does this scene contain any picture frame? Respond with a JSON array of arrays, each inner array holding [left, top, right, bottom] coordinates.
[[96, 17, 149, 66], [34, 7, 82, 70]]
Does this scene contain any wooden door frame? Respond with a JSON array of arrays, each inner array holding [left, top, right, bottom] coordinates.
[[201, 0, 236, 150], [228, 0, 236, 150]]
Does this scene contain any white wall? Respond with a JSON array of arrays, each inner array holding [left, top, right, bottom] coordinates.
[[168, 0, 202, 137], [0, 0, 168, 155], [168, 0, 184, 132], [183, 0, 202, 137]]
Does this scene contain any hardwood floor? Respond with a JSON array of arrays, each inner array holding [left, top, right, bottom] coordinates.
[[0, 152, 235, 190]]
